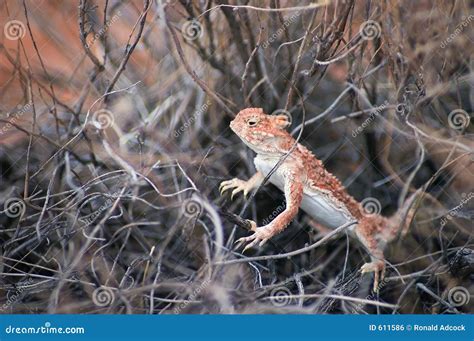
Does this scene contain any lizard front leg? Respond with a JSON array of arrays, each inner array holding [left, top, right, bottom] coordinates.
[[236, 172, 303, 252], [220, 171, 264, 199]]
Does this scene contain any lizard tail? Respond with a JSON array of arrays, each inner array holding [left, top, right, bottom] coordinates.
[[386, 187, 424, 242]]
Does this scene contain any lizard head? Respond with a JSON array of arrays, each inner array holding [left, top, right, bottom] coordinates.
[[230, 108, 291, 154]]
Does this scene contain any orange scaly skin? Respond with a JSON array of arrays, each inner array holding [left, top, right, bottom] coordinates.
[[220, 108, 416, 291]]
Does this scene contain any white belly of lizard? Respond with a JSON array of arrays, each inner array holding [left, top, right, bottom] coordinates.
[[254, 156, 354, 229]]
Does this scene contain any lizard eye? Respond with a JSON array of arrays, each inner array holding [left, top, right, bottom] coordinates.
[[247, 118, 259, 127]]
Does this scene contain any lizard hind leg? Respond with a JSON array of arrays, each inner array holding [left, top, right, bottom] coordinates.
[[355, 220, 387, 292]]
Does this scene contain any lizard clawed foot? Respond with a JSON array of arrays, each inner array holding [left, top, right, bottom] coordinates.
[[220, 178, 253, 200], [360, 260, 386, 292], [235, 224, 274, 252]]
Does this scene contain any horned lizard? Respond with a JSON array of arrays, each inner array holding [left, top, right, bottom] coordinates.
[[220, 108, 418, 291]]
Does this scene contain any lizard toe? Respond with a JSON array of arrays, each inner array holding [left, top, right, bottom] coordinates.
[[360, 261, 385, 292], [231, 187, 244, 200], [219, 178, 246, 197], [242, 238, 260, 253], [236, 226, 275, 252], [234, 234, 256, 249]]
